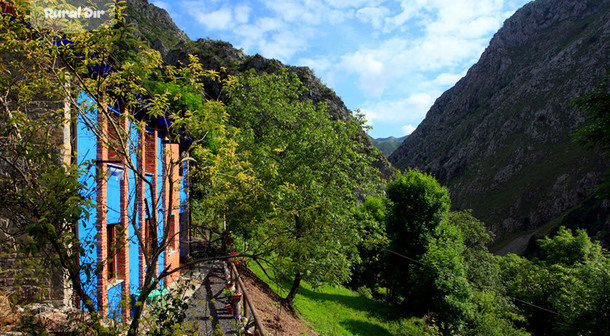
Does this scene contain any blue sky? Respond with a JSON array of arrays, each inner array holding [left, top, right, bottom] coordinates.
[[151, 0, 531, 138]]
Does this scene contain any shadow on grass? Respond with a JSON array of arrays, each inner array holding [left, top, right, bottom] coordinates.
[[341, 319, 394, 336], [297, 285, 405, 321]]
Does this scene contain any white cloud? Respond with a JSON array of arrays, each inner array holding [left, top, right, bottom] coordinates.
[[410, 35, 486, 71], [176, 0, 530, 136], [195, 7, 233, 30], [298, 56, 333, 74], [233, 17, 287, 55], [264, 1, 303, 22], [402, 124, 417, 135], [261, 0, 364, 26], [431, 72, 464, 87], [360, 93, 434, 124], [234, 5, 251, 24], [356, 7, 390, 29], [340, 51, 386, 97], [462, 16, 501, 37], [327, 9, 353, 24], [259, 31, 307, 62], [325, 0, 381, 9], [257, 17, 284, 32]]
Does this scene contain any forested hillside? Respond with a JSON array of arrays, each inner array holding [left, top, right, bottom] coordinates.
[[372, 135, 408, 156]]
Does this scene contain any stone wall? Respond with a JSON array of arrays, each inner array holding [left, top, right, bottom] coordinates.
[[0, 96, 72, 307]]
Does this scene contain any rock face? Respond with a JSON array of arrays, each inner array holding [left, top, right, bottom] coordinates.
[[124, 0, 188, 58], [125, 0, 393, 178], [389, 0, 610, 238]]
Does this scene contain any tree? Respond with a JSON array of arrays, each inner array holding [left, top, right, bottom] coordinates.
[[420, 218, 472, 331], [500, 228, 610, 335], [537, 226, 603, 266], [225, 69, 380, 304], [349, 196, 389, 294], [384, 169, 450, 302], [450, 211, 528, 335], [384, 170, 473, 330], [449, 210, 507, 294]]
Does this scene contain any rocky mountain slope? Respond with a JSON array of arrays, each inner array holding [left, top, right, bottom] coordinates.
[[124, 0, 392, 178], [389, 0, 610, 243]]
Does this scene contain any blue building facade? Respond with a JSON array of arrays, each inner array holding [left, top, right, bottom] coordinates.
[[76, 97, 187, 319]]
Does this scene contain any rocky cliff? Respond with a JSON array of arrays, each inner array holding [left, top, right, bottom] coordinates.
[[124, 0, 188, 57], [389, 0, 610, 242]]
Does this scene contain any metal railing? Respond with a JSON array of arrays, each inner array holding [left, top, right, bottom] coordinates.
[[227, 261, 267, 336]]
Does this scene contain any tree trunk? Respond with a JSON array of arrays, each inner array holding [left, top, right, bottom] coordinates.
[[284, 272, 302, 305]]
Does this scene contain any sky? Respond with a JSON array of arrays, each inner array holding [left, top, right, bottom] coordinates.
[[151, 0, 532, 138]]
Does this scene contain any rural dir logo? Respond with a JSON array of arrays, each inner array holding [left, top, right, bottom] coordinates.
[[44, 7, 106, 19], [28, 0, 117, 33]]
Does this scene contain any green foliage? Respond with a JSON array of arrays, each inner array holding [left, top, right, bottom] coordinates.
[[385, 169, 451, 302], [500, 228, 610, 335], [349, 196, 389, 293], [448, 211, 529, 335], [421, 220, 473, 332], [537, 226, 603, 266], [145, 283, 198, 336], [371, 136, 407, 157], [467, 290, 528, 336], [225, 69, 380, 302], [385, 169, 451, 258], [449, 211, 501, 290], [383, 170, 475, 331]]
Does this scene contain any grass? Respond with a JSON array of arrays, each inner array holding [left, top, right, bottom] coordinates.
[[248, 263, 430, 336]]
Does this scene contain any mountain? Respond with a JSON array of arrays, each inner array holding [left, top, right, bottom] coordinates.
[[388, 0, 610, 247], [124, 0, 393, 178], [372, 135, 408, 156]]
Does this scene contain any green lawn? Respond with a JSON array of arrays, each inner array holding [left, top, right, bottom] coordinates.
[[248, 263, 433, 336]]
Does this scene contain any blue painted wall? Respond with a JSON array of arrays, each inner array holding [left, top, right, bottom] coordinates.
[[106, 166, 122, 224], [107, 282, 123, 320], [77, 94, 99, 309], [128, 121, 140, 295], [179, 161, 187, 213], [106, 165, 122, 317], [144, 172, 155, 287], [157, 136, 164, 288]]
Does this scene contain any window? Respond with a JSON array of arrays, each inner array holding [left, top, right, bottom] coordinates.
[[179, 160, 185, 177], [107, 223, 119, 281], [167, 215, 176, 252], [145, 218, 157, 256], [107, 112, 121, 162]]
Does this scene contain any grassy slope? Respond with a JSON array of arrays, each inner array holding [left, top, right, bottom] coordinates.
[[248, 263, 430, 336]]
